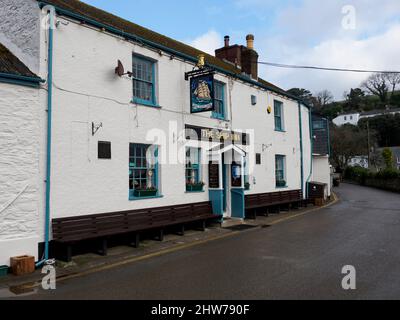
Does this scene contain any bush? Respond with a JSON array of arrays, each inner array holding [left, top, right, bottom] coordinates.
[[344, 166, 371, 184], [375, 169, 400, 180]]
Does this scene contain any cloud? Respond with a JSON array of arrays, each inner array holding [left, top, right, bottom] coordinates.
[[186, 0, 400, 100], [187, 30, 223, 56], [259, 23, 400, 99]]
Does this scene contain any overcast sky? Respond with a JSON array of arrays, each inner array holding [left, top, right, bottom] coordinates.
[[84, 0, 400, 100]]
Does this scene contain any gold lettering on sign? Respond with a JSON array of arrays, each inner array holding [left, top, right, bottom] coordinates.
[[201, 129, 241, 142]]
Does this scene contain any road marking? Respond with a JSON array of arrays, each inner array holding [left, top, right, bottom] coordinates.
[[11, 192, 339, 289]]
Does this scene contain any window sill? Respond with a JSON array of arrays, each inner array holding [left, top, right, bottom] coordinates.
[[129, 194, 164, 201], [274, 129, 286, 133], [275, 185, 288, 189], [211, 114, 226, 121], [132, 99, 160, 108], [185, 190, 206, 194]]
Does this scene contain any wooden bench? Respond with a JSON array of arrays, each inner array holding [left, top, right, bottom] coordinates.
[[52, 201, 220, 262], [245, 190, 304, 219]]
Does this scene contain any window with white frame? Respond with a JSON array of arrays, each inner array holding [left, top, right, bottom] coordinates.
[[185, 147, 203, 192], [212, 81, 225, 120], [129, 144, 159, 198], [274, 100, 284, 131], [132, 54, 156, 106], [275, 155, 286, 187]]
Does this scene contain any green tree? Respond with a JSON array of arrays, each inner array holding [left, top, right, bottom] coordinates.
[[382, 148, 394, 169], [287, 88, 314, 106]]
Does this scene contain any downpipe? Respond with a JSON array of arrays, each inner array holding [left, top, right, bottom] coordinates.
[[305, 107, 313, 198], [36, 6, 55, 268]]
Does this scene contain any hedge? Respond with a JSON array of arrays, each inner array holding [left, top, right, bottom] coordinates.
[[344, 167, 400, 193]]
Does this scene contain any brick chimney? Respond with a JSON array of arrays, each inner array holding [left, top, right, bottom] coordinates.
[[241, 34, 259, 80], [215, 34, 259, 80]]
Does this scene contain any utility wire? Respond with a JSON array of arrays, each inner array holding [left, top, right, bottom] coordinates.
[[258, 61, 400, 74]]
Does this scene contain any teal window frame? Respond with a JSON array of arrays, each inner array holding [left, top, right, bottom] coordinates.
[[129, 143, 160, 199], [275, 155, 287, 188], [185, 147, 203, 192], [132, 54, 157, 107], [212, 81, 226, 120], [274, 100, 284, 131]]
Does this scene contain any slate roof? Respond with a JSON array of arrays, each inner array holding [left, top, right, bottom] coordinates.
[[0, 43, 38, 78], [39, 0, 292, 98]]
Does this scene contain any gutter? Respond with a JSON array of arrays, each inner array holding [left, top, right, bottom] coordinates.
[[36, 6, 54, 267], [0, 72, 44, 88], [298, 102, 304, 197], [305, 108, 313, 198], [37, 1, 311, 108]]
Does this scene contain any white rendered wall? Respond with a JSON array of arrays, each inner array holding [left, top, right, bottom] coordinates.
[[312, 156, 331, 197], [0, 0, 40, 73], [40, 14, 314, 221], [0, 83, 41, 265]]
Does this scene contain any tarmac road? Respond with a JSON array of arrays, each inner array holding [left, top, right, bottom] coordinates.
[[13, 183, 400, 299]]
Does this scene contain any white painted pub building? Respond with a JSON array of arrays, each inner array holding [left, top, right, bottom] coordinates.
[[0, 0, 330, 265]]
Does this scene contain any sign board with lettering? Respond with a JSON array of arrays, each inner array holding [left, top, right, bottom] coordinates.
[[185, 125, 248, 145]]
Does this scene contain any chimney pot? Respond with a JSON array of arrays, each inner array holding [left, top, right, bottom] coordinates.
[[246, 34, 255, 50], [224, 35, 230, 47]]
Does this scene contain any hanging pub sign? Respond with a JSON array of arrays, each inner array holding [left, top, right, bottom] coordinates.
[[190, 73, 215, 114]]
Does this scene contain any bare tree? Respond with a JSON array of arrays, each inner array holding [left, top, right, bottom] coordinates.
[[384, 72, 400, 99], [314, 90, 334, 110], [361, 73, 389, 103]]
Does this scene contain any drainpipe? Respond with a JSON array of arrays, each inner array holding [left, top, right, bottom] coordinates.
[[305, 107, 313, 198], [298, 102, 304, 197], [37, 7, 54, 267]]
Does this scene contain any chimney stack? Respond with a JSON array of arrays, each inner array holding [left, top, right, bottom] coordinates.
[[224, 35, 230, 47], [246, 34, 254, 50], [215, 34, 259, 80]]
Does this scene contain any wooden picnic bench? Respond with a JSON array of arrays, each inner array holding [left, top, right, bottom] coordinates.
[[245, 189, 304, 219], [52, 201, 220, 262]]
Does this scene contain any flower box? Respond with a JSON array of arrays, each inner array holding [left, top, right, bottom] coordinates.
[[0, 265, 9, 277], [134, 189, 158, 197], [276, 180, 286, 188], [186, 183, 204, 192]]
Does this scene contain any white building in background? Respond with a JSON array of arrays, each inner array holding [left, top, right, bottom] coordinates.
[[333, 108, 400, 127], [0, 0, 330, 265], [332, 112, 360, 126], [348, 156, 369, 169]]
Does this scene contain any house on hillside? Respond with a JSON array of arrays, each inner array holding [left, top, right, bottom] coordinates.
[[0, 0, 330, 265], [333, 108, 400, 127]]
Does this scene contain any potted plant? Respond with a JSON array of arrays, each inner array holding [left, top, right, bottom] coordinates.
[[134, 187, 158, 197], [276, 180, 286, 188], [186, 181, 205, 192]]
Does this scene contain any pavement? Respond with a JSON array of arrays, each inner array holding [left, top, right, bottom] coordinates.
[[3, 183, 400, 299]]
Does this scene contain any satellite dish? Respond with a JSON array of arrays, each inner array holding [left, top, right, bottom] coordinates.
[[115, 60, 125, 77]]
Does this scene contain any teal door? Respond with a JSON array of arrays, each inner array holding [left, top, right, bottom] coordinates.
[[222, 164, 227, 212], [231, 188, 245, 218]]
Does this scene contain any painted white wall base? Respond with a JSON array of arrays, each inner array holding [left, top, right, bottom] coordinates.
[[0, 236, 39, 266]]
